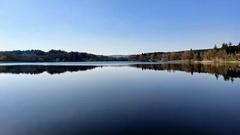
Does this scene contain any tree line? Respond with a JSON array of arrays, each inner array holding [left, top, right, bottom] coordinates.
[[128, 42, 240, 62], [0, 49, 127, 62], [0, 42, 240, 62]]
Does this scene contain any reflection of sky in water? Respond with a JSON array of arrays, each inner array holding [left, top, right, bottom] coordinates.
[[0, 65, 240, 135]]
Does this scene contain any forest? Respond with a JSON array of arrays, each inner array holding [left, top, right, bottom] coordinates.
[[0, 42, 240, 62], [0, 49, 127, 62], [128, 42, 240, 62]]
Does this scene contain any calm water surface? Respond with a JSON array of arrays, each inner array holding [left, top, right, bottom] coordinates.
[[0, 62, 240, 135]]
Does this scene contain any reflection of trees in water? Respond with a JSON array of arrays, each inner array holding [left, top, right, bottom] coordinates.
[[1, 63, 240, 81], [132, 63, 240, 81], [0, 66, 98, 75]]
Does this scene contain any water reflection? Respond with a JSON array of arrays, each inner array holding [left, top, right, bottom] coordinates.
[[0, 62, 240, 135], [0, 65, 98, 75], [132, 63, 240, 81], [0, 63, 240, 81]]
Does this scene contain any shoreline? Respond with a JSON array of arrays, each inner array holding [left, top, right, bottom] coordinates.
[[0, 60, 239, 64], [148, 60, 240, 64]]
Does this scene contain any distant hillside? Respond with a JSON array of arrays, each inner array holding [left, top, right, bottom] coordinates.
[[128, 42, 240, 62], [0, 50, 127, 62], [0, 42, 240, 62]]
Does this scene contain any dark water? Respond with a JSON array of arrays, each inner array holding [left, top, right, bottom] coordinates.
[[0, 62, 240, 135]]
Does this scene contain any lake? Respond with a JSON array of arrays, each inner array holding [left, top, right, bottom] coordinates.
[[0, 62, 240, 135]]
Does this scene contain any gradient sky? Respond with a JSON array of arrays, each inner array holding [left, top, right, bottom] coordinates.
[[0, 0, 240, 55]]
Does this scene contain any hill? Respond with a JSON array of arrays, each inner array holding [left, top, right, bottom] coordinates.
[[128, 42, 240, 62], [0, 50, 127, 62], [0, 42, 240, 62]]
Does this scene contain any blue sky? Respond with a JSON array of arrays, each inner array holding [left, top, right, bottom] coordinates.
[[0, 0, 239, 55]]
